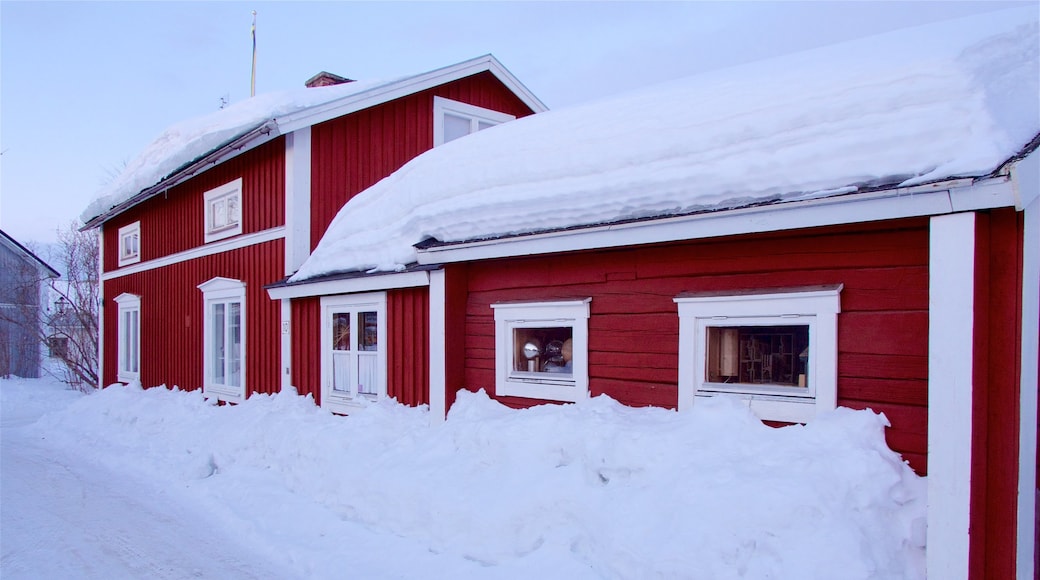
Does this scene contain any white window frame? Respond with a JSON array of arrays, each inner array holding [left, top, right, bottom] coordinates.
[[203, 178, 243, 243], [320, 292, 387, 415], [117, 221, 141, 267], [491, 299, 590, 403], [113, 293, 141, 383], [674, 286, 842, 423], [198, 277, 246, 402], [433, 96, 515, 146]]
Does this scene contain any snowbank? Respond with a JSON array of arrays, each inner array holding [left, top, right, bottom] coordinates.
[[19, 380, 926, 579], [293, 7, 1038, 279]]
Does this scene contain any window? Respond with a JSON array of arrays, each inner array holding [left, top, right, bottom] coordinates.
[[117, 221, 141, 266], [48, 336, 69, 359], [203, 178, 243, 243], [491, 299, 590, 403], [320, 293, 387, 414], [675, 285, 842, 423], [198, 277, 246, 401], [433, 96, 515, 146], [113, 293, 141, 383]]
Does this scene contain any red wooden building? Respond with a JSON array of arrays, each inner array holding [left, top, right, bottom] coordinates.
[[81, 55, 544, 408], [269, 10, 1038, 580]]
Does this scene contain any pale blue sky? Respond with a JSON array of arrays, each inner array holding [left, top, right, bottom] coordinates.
[[1, 1, 1030, 244]]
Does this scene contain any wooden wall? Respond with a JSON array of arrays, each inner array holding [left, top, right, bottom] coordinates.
[[453, 218, 932, 474]]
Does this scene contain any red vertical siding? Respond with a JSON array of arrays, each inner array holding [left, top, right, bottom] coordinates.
[[453, 219, 931, 473], [290, 297, 321, 403], [309, 72, 536, 249], [968, 208, 1024, 580], [102, 137, 286, 272], [387, 287, 430, 406], [102, 239, 283, 396]]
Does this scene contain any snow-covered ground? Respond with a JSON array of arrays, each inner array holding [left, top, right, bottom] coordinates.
[[1, 377, 926, 579]]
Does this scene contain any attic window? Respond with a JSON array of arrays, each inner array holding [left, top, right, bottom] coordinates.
[[203, 178, 243, 243], [117, 221, 141, 267], [433, 97, 515, 146]]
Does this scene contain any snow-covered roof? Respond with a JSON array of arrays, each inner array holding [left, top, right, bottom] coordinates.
[[292, 7, 1039, 282], [80, 55, 545, 228]]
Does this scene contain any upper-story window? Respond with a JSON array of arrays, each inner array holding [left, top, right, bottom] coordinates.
[[433, 96, 515, 146], [203, 178, 243, 243], [117, 221, 141, 266]]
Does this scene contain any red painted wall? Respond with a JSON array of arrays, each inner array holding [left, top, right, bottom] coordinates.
[[102, 138, 286, 272], [450, 219, 932, 473], [290, 287, 430, 408], [309, 72, 536, 248], [102, 240, 284, 396], [968, 208, 1024, 580]]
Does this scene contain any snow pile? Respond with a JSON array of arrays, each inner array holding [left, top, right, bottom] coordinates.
[[293, 7, 1038, 279], [80, 76, 399, 225], [22, 381, 926, 579]]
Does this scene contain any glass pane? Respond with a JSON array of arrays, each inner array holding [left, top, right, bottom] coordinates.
[[332, 352, 351, 393], [331, 313, 351, 350], [212, 199, 227, 229], [129, 310, 139, 373], [706, 325, 809, 387], [228, 302, 242, 387], [443, 113, 471, 143], [226, 195, 240, 225], [358, 353, 377, 395], [477, 120, 496, 131], [512, 326, 574, 375], [213, 303, 225, 384], [358, 311, 378, 351]]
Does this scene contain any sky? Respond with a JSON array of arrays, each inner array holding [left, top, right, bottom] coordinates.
[[0, 0, 1032, 246]]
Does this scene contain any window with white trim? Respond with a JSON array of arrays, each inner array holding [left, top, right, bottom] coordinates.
[[113, 293, 141, 383], [198, 277, 246, 401], [203, 178, 243, 243], [674, 285, 842, 423], [320, 293, 387, 414], [433, 96, 515, 146], [491, 299, 590, 403], [117, 221, 141, 266]]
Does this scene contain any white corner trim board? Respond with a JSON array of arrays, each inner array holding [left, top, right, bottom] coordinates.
[[284, 128, 312, 276], [926, 212, 976, 580], [1016, 195, 1039, 579], [428, 269, 447, 423]]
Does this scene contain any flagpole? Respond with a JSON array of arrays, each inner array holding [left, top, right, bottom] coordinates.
[[250, 11, 257, 97]]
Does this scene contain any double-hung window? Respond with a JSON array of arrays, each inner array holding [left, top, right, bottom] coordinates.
[[320, 293, 387, 414], [117, 221, 141, 266], [198, 277, 246, 402], [113, 293, 141, 383], [433, 96, 515, 146], [203, 178, 243, 243], [491, 299, 590, 403], [674, 285, 842, 423]]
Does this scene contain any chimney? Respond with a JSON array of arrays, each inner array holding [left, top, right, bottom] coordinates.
[[305, 71, 355, 88]]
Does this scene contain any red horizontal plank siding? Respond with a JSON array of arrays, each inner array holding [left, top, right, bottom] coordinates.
[[101, 239, 283, 396], [968, 208, 1024, 580], [458, 219, 932, 472], [290, 297, 321, 404], [387, 287, 430, 406], [309, 72, 536, 249], [102, 138, 286, 272]]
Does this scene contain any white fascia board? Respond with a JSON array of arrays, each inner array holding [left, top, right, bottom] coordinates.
[[277, 55, 547, 136], [266, 270, 430, 301], [417, 178, 1014, 266], [102, 227, 285, 281]]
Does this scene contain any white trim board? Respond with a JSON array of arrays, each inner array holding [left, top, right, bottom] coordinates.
[[416, 177, 1015, 265], [1016, 195, 1039, 579], [926, 212, 976, 580], [102, 226, 285, 281], [266, 270, 430, 301], [428, 269, 447, 424]]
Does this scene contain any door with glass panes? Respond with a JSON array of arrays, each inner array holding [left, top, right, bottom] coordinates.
[[321, 294, 386, 413]]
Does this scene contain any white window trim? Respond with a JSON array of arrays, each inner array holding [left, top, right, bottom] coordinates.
[[117, 221, 141, 267], [320, 292, 388, 415], [674, 286, 841, 423], [203, 178, 243, 244], [491, 299, 590, 403], [433, 96, 515, 146], [113, 293, 141, 383], [198, 277, 246, 402]]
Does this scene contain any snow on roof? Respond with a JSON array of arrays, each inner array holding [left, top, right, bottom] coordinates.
[[292, 7, 1039, 282], [79, 76, 400, 225]]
